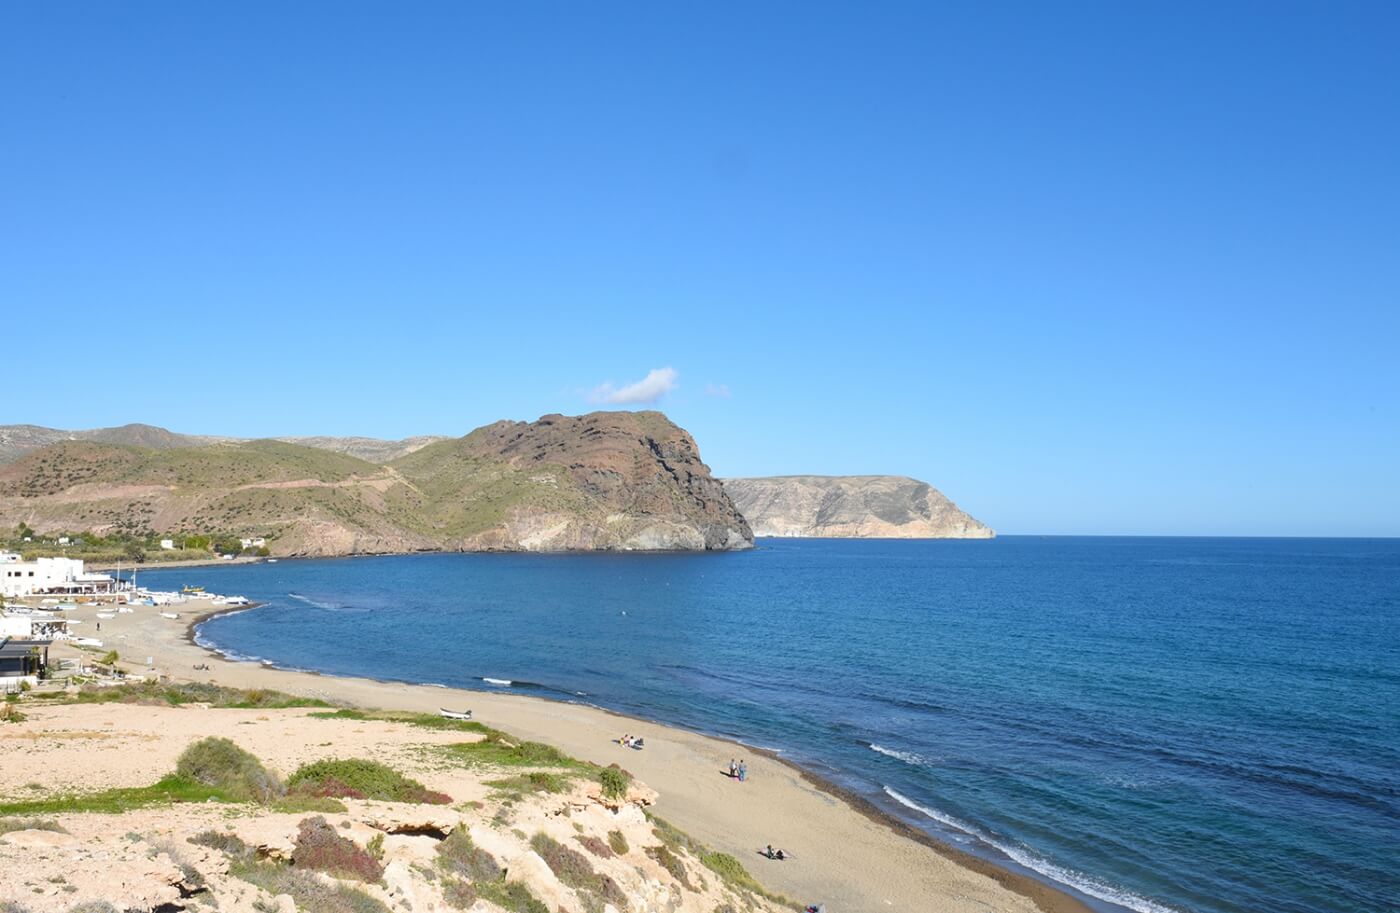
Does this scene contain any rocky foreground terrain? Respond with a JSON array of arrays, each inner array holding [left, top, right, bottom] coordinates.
[[0, 413, 752, 555], [0, 693, 791, 913], [723, 475, 993, 539]]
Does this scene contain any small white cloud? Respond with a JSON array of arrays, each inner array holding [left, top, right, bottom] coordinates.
[[590, 367, 679, 405], [705, 383, 731, 398]]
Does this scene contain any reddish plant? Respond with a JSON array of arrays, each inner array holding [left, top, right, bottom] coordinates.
[[292, 816, 384, 883]]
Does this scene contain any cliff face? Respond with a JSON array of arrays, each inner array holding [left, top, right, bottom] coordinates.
[[0, 412, 752, 556], [723, 475, 994, 539]]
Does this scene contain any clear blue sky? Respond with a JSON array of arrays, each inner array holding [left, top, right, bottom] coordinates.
[[3, 3, 1397, 537]]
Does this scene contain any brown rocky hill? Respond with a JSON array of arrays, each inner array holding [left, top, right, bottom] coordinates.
[[0, 412, 752, 555], [723, 474, 994, 539], [391, 411, 752, 551]]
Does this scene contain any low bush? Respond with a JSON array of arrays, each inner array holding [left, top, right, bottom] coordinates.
[[476, 880, 549, 913], [607, 829, 629, 855], [436, 828, 502, 882], [485, 771, 571, 794], [176, 737, 283, 804], [288, 759, 449, 804], [442, 878, 477, 910], [575, 834, 613, 858], [188, 829, 251, 857], [230, 858, 391, 913], [272, 795, 348, 814], [433, 731, 585, 770], [531, 833, 626, 910], [292, 816, 384, 883], [0, 818, 67, 836], [599, 766, 629, 800], [309, 709, 490, 733], [647, 844, 691, 889], [701, 851, 764, 893], [74, 681, 330, 709]]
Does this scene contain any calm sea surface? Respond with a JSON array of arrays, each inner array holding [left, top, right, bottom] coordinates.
[[141, 537, 1399, 913]]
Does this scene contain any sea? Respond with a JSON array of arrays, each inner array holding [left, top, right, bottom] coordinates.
[[138, 537, 1399, 913]]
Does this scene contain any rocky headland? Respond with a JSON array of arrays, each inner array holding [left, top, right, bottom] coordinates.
[[722, 475, 993, 539]]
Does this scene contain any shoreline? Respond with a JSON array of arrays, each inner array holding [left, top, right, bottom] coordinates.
[[34, 594, 1099, 913], [182, 604, 1100, 913]]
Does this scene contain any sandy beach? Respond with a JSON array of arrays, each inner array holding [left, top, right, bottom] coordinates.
[[16, 595, 1093, 913]]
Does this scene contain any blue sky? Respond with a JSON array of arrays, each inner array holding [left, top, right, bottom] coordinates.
[[3, 3, 1397, 537]]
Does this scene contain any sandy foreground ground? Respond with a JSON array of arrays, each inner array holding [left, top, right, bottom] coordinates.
[[7, 596, 1091, 913]]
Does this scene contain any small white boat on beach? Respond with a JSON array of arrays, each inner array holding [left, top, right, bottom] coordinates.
[[95, 612, 115, 619], [74, 637, 103, 647], [160, 612, 181, 619], [117, 607, 134, 614], [439, 708, 473, 721]]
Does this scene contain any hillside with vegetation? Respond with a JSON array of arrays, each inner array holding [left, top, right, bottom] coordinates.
[[0, 412, 752, 558]]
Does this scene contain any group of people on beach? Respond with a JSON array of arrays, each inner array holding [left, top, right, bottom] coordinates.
[[728, 758, 748, 781], [619, 733, 644, 749]]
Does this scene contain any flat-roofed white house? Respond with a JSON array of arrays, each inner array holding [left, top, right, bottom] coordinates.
[[0, 557, 115, 597], [240, 537, 267, 550], [160, 539, 176, 550]]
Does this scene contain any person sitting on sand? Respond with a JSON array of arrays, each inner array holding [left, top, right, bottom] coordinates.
[[621, 733, 631, 747]]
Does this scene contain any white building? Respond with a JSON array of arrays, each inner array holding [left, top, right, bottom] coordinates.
[[0, 557, 115, 598], [240, 537, 266, 550], [160, 539, 176, 550], [0, 552, 20, 564], [0, 614, 69, 641]]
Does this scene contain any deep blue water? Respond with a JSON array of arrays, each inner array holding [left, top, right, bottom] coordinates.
[[140, 538, 1399, 913]]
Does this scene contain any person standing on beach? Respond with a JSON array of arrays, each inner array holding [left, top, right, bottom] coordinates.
[[729, 758, 737, 778], [739, 760, 748, 782]]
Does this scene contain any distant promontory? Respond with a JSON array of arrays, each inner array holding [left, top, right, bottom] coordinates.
[[722, 475, 994, 539]]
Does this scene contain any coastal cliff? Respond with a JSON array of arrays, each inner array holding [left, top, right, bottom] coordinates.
[[0, 412, 752, 556], [723, 475, 994, 539]]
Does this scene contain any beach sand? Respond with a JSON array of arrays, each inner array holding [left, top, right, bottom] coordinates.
[[29, 596, 1092, 913]]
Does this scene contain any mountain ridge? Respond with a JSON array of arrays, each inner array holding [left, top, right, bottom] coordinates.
[[0, 412, 751, 555]]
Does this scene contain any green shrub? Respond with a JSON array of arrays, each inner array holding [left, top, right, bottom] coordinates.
[[607, 829, 628, 855], [433, 731, 585, 769], [436, 828, 502, 882], [647, 844, 691, 889], [73, 681, 330, 709], [701, 851, 763, 892], [288, 759, 449, 804], [599, 766, 629, 800], [485, 771, 570, 794], [476, 880, 548, 913], [272, 795, 348, 814], [175, 737, 283, 803]]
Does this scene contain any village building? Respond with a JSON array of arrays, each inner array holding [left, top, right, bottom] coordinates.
[[0, 556, 116, 597], [0, 638, 49, 691]]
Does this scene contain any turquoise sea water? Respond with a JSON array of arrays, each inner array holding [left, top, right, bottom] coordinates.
[[144, 537, 1399, 913]]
